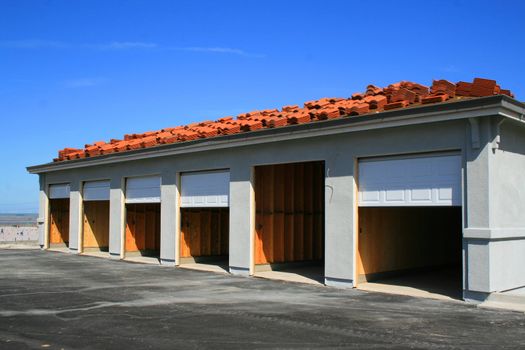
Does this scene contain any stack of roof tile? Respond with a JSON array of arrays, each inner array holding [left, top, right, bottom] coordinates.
[[55, 77, 515, 162]]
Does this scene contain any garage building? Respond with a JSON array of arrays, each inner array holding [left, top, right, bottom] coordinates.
[[27, 77, 525, 303]]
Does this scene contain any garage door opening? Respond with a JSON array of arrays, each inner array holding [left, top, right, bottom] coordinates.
[[82, 202, 110, 253], [124, 176, 161, 262], [82, 181, 110, 256], [254, 161, 325, 285], [48, 184, 70, 250], [357, 207, 462, 299], [357, 154, 463, 300], [179, 170, 230, 273], [125, 203, 161, 258]]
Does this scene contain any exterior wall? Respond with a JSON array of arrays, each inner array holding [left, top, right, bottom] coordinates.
[[464, 118, 525, 298], [489, 121, 525, 292], [39, 119, 469, 288]]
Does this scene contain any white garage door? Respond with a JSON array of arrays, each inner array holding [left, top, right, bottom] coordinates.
[[49, 184, 70, 199], [125, 176, 161, 203], [83, 180, 110, 201], [181, 170, 229, 208], [358, 154, 461, 207]]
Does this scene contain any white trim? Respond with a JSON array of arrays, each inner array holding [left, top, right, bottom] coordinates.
[[463, 228, 525, 240]]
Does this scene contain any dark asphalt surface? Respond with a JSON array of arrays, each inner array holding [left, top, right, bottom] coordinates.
[[0, 250, 524, 349]]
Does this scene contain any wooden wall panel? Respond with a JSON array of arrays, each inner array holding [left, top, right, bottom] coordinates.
[[180, 208, 229, 258], [49, 199, 70, 245], [283, 163, 295, 262], [83, 201, 109, 249], [255, 161, 325, 265], [357, 207, 462, 280], [125, 203, 160, 253]]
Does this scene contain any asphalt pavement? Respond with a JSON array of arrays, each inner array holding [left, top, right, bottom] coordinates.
[[0, 249, 524, 349]]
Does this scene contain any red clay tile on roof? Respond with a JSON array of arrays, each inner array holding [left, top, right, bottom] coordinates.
[[53, 77, 515, 162]]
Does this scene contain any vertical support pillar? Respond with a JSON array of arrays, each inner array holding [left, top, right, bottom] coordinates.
[[109, 177, 125, 259], [463, 117, 493, 301], [68, 181, 82, 253], [160, 171, 177, 266], [175, 172, 181, 265], [38, 174, 49, 249], [324, 157, 355, 288], [228, 163, 254, 276]]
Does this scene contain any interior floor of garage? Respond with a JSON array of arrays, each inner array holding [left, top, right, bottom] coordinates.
[[179, 261, 229, 274], [124, 256, 161, 265], [82, 251, 110, 259], [358, 266, 462, 300], [47, 247, 70, 253], [254, 264, 324, 285]]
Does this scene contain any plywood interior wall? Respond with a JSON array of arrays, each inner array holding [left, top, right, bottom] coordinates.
[[180, 208, 229, 258], [255, 161, 324, 265], [83, 201, 110, 250], [49, 198, 70, 245], [125, 203, 161, 253], [357, 207, 462, 280]]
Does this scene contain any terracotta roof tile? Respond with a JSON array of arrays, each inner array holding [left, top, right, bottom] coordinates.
[[54, 77, 515, 162], [384, 100, 410, 110], [421, 94, 449, 104]]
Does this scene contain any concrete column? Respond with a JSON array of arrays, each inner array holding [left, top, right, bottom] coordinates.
[[228, 163, 254, 276], [68, 182, 83, 253], [464, 118, 525, 300], [160, 171, 177, 266], [463, 117, 493, 300], [109, 177, 125, 259], [324, 157, 355, 288], [38, 175, 48, 249]]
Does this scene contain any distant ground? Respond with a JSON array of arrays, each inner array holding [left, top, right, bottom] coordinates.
[[0, 214, 38, 243], [0, 214, 37, 227]]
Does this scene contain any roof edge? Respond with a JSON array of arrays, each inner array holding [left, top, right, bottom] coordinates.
[[27, 95, 524, 174]]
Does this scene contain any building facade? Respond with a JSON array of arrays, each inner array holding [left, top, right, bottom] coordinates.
[[28, 80, 525, 302]]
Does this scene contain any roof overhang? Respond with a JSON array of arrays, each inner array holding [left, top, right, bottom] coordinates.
[[27, 95, 525, 174]]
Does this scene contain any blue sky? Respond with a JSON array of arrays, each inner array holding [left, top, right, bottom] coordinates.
[[1, 0, 524, 213]]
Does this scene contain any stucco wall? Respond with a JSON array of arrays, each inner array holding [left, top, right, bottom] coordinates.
[[39, 118, 469, 288], [492, 121, 525, 228], [489, 121, 525, 292]]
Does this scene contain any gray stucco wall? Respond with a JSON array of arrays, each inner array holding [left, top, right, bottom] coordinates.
[[35, 114, 525, 296], [39, 119, 468, 286], [488, 121, 525, 292], [463, 118, 525, 297]]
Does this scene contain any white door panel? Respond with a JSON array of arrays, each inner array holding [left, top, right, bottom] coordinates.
[[181, 170, 229, 208], [49, 184, 70, 199], [358, 154, 461, 207], [126, 176, 161, 203], [83, 180, 110, 201]]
